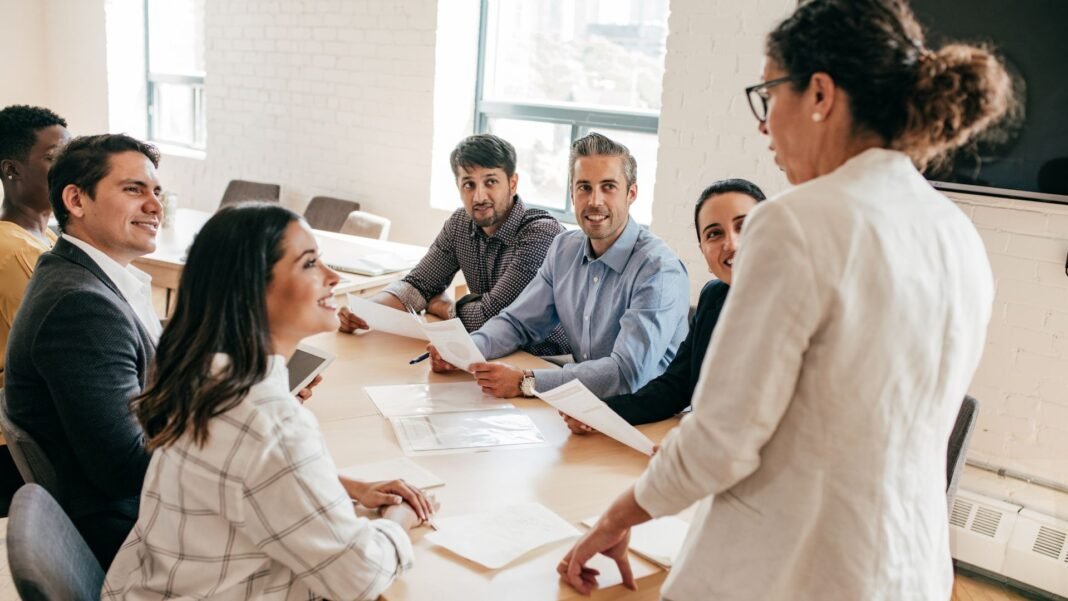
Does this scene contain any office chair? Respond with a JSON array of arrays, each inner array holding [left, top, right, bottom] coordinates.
[[218, 179, 281, 210], [304, 196, 362, 232], [340, 210, 392, 240], [0, 390, 61, 502], [7, 483, 104, 601]]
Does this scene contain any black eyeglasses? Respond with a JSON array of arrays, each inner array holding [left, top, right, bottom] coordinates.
[[744, 76, 796, 123]]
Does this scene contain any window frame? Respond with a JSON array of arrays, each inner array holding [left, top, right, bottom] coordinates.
[[473, 0, 661, 223], [144, 0, 207, 151]]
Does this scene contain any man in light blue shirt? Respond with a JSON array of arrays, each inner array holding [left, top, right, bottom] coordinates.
[[429, 133, 689, 399]]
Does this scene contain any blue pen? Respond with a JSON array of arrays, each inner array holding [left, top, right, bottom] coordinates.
[[408, 352, 430, 365]]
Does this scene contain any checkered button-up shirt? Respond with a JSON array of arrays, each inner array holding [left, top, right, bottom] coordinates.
[[383, 196, 570, 356], [102, 355, 414, 600]]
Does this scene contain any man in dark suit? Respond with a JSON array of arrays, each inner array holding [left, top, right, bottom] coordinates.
[[4, 133, 163, 569]]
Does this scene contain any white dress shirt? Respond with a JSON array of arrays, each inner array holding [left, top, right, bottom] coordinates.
[[102, 354, 414, 600], [635, 149, 993, 600], [61, 234, 162, 341]]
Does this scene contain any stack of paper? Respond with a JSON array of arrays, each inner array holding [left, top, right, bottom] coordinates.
[[535, 379, 656, 455], [427, 502, 581, 569], [365, 383, 545, 455], [581, 515, 690, 568]]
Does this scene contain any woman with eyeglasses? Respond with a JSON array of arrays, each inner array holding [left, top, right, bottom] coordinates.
[[103, 204, 436, 600], [559, 1, 1014, 599]]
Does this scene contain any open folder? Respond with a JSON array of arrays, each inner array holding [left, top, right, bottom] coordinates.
[[535, 379, 656, 455]]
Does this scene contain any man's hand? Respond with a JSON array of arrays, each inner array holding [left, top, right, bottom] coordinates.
[[337, 306, 370, 333], [560, 411, 596, 435], [295, 374, 323, 404], [426, 293, 455, 321], [470, 362, 524, 398], [427, 344, 460, 372]]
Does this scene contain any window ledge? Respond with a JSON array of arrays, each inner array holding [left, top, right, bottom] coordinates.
[[152, 142, 206, 161]]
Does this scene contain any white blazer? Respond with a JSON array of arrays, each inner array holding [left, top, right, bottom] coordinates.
[[635, 148, 992, 600]]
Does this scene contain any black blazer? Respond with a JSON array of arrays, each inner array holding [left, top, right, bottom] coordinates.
[[4, 238, 153, 525], [605, 280, 729, 425]]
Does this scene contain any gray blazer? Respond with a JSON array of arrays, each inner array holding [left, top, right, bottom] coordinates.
[[4, 237, 153, 524]]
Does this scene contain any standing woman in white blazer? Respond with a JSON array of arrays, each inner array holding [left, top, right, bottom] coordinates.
[[559, 1, 1016, 599]]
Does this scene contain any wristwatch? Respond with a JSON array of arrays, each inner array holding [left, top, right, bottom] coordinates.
[[520, 370, 536, 397]]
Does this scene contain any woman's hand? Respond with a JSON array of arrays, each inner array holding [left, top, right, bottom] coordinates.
[[557, 520, 635, 594], [337, 306, 370, 333], [355, 479, 436, 522]]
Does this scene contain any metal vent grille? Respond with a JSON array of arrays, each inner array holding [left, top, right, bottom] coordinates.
[[950, 498, 972, 529], [1032, 525, 1066, 560], [972, 506, 1002, 538]]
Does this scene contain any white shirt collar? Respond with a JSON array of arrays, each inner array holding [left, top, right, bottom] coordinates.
[[61, 233, 162, 340]]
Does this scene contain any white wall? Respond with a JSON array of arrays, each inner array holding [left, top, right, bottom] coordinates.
[[0, 0, 50, 109], [157, 0, 452, 245], [653, 0, 1068, 518]]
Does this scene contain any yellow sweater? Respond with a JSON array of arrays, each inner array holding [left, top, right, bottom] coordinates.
[[0, 221, 57, 387]]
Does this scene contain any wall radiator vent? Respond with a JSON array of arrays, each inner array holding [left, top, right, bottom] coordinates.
[[950, 489, 1068, 598]]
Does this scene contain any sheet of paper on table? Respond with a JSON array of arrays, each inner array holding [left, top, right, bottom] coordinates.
[[339, 457, 445, 490], [420, 318, 486, 371], [426, 502, 581, 569], [390, 408, 544, 454], [535, 379, 656, 455], [364, 382, 511, 418], [346, 294, 428, 340], [581, 514, 690, 569]]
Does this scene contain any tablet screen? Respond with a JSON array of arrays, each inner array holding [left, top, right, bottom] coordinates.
[[288, 348, 328, 394]]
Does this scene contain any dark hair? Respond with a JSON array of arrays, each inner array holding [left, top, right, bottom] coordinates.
[[133, 203, 300, 450], [569, 132, 638, 188], [0, 105, 67, 162], [47, 133, 160, 231], [449, 134, 517, 179], [693, 178, 767, 238], [767, 0, 1014, 168]]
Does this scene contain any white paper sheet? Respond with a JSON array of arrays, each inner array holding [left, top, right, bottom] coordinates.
[[426, 502, 581, 569], [346, 294, 428, 340], [420, 318, 486, 371], [581, 514, 690, 568], [364, 382, 512, 418], [339, 457, 445, 490], [535, 379, 656, 455], [391, 408, 544, 453]]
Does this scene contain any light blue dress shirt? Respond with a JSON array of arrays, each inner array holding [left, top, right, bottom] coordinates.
[[472, 217, 689, 398]]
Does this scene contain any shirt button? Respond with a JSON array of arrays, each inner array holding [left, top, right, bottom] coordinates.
[[593, 276, 599, 283], [584, 315, 589, 321], [583, 353, 588, 359]]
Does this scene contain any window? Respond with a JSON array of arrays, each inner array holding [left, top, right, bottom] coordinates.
[[475, 0, 669, 224], [145, 0, 206, 150]]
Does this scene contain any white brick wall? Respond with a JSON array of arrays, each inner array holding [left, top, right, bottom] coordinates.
[[159, 0, 451, 245], [651, 0, 1068, 516]]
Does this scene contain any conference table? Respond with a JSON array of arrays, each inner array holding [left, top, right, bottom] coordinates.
[[300, 327, 684, 600], [135, 208, 432, 314]]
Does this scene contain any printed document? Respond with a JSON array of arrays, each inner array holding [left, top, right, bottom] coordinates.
[[420, 318, 486, 371], [346, 294, 428, 340], [535, 379, 656, 455], [365, 382, 511, 418], [426, 502, 580, 569]]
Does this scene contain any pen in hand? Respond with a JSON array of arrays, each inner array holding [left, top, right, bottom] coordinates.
[[409, 352, 430, 365]]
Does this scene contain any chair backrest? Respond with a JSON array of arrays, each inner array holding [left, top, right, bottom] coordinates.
[[0, 390, 61, 501], [340, 210, 392, 240], [218, 179, 281, 210], [304, 196, 361, 232], [7, 483, 104, 601], [947, 395, 979, 504]]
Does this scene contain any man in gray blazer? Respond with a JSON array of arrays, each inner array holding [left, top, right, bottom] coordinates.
[[4, 133, 163, 569]]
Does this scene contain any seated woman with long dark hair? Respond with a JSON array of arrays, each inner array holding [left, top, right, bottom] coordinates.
[[104, 203, 435, 600], [563, 178, 765, 432]]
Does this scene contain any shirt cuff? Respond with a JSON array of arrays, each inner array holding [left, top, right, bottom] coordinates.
[[383, 281, 428, 313], [530, 368, 566, 393], [632, 429, 693, 518], [369, 518, 416, 573]]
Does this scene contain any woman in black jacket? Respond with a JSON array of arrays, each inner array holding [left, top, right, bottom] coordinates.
[[564, 178, 765, 431]]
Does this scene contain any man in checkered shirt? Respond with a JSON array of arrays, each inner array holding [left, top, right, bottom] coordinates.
[[339, 134, 570, 356]]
